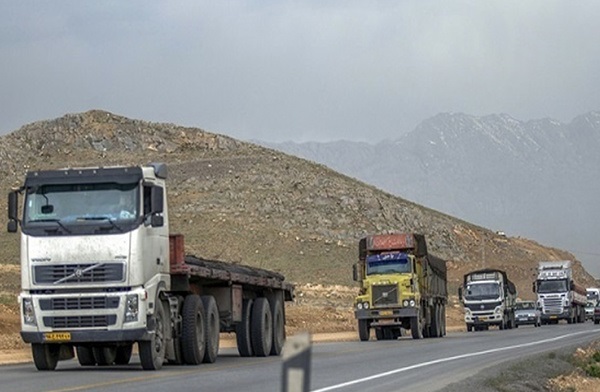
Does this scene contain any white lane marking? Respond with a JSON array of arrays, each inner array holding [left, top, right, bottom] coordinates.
[[312, 330, 600, 392]]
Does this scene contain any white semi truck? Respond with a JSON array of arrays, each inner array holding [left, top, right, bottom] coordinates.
[[534, 260, 586, 324], [7, 163, 294, 370], [459, 269, 517, 331]]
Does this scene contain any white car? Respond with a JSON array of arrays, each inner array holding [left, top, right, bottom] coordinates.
[[514, 301, 541, 327]]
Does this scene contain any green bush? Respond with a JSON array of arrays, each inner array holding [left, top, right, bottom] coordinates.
[[592, 351, 600, 363], [585, 363, 600, 378]]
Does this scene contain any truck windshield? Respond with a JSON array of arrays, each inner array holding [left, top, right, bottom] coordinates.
[[537, 279, 568, 293], [465, 282, 500, 300], [366, 253, 411, 275], [24, 182, 139, 225]]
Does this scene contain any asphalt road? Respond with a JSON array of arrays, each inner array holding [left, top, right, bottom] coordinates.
[[1, 323, 599, 392]]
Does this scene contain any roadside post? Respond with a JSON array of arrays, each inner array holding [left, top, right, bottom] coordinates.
[[281, 332, 311, 392]]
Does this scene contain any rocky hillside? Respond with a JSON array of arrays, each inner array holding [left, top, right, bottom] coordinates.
[[0, 110, 596, 302]]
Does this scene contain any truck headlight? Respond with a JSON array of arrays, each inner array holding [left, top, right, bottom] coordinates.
[[403, 300, 409, 307], [124, 294, 139, 322], [363, 302, 370, 310], [23, 298, 36, 326], [410, 300, 415, 307], [357, 302, 363, 310]]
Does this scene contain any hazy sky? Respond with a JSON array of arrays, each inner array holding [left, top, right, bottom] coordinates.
[[1, 1, 599, 142]]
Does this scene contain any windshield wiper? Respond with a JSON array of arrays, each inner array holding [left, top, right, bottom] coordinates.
[[29, 218, 72, 234], [76, 216, 124, 232]]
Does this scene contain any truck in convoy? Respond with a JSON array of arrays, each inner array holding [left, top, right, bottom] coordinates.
[[7, 163, 294, 371], [533, 260, 586, 324], [353, 233, 447, 341], [459, 269, 517, 331]]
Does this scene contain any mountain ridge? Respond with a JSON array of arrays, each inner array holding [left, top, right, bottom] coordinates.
[[260, 110, 600, 277]]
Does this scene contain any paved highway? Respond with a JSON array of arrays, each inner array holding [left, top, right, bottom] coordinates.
[[1, 323, 599, 392]]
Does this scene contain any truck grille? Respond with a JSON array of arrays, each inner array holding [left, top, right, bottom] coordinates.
[[33, 263, 125, 284], [466, 302, 499, 312], [43, 315, 117, 329], [39, 297, 120, 311], [372, 285, 398, 306], [542, 297, 563, 314]]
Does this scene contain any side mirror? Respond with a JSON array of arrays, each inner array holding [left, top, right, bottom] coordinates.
[[151, 214, 164, 228], [7, 191, 19, 233], [8, 191, 18, 220], [458, 287, 463, 298], [352, 264, 358, 282], [532, 282, 536, 293], [151, 186, 164, 214]]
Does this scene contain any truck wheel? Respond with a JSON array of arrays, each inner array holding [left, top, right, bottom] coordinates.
[[181, 294, 206, 365], [140, 300, 167, 370], [430, 305, 441, 338], [76, 346, 96, 366], [441, 305, 447, 336], [251, 297, 273, 357], [32, 343, 60, 371], [410, 314, 423, 339], [357, 319, 370, 341], [236, 299, 254, 357], [115, 344, 133, 365], [392, 328, 402, 339], [466, 324, 473, 332], [201, 295, 220, 364], [270, 296, 285, 355], [93, 346, 117, 366], [375, 327, 384, 340], [383, 327, 396, 340]]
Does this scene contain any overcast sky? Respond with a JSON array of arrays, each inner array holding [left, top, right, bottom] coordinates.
[[1, 1, 599, 142]]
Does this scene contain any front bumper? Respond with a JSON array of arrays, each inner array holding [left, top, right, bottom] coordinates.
[[516, 316, 538, 325], [355, 307, 418, 326], [21, 328, 150, 344], [465, 313, 503, 326]]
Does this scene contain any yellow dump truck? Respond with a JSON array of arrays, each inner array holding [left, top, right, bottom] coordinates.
[[353, 233, 447, 341]]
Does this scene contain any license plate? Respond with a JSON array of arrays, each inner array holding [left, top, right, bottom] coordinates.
[[550, 315, 558, 319], [379, 310, 393, 316], [44, 332, 71, 342], [479, 316, 488, 320]]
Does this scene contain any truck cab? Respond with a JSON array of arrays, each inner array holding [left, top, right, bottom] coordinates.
[[459, 269, 517, 331], [8, 163, 168, 369]]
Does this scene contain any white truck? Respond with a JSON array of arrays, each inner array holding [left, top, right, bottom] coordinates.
[[534, 260, 586, 324], [7, 163, 294, 371], [459, 269, 517, 331]]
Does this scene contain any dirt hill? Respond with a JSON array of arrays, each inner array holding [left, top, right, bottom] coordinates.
[[0, 110, 597, 350]]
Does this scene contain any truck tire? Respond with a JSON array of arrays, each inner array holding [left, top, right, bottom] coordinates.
[[201, 295, 220, 364], [115, 344, 133, 365], [375, 327, 384, 340], [236, 299, 254, 357], [410, 314, 423, 339], [32, 343, 60, 371], [93, 346, 117, 366], [140, 300, 167, 370], [430, 305, 441, 338], [270, 296, 285, 356], [358, 319, 370, 341], [251, 297, 273, 357], [466, 324, 473, 332], [441, 305, 447, 336], [383, 327, 396, 340], [76, 346, 96, 366], [181, 294, 206, 365]]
